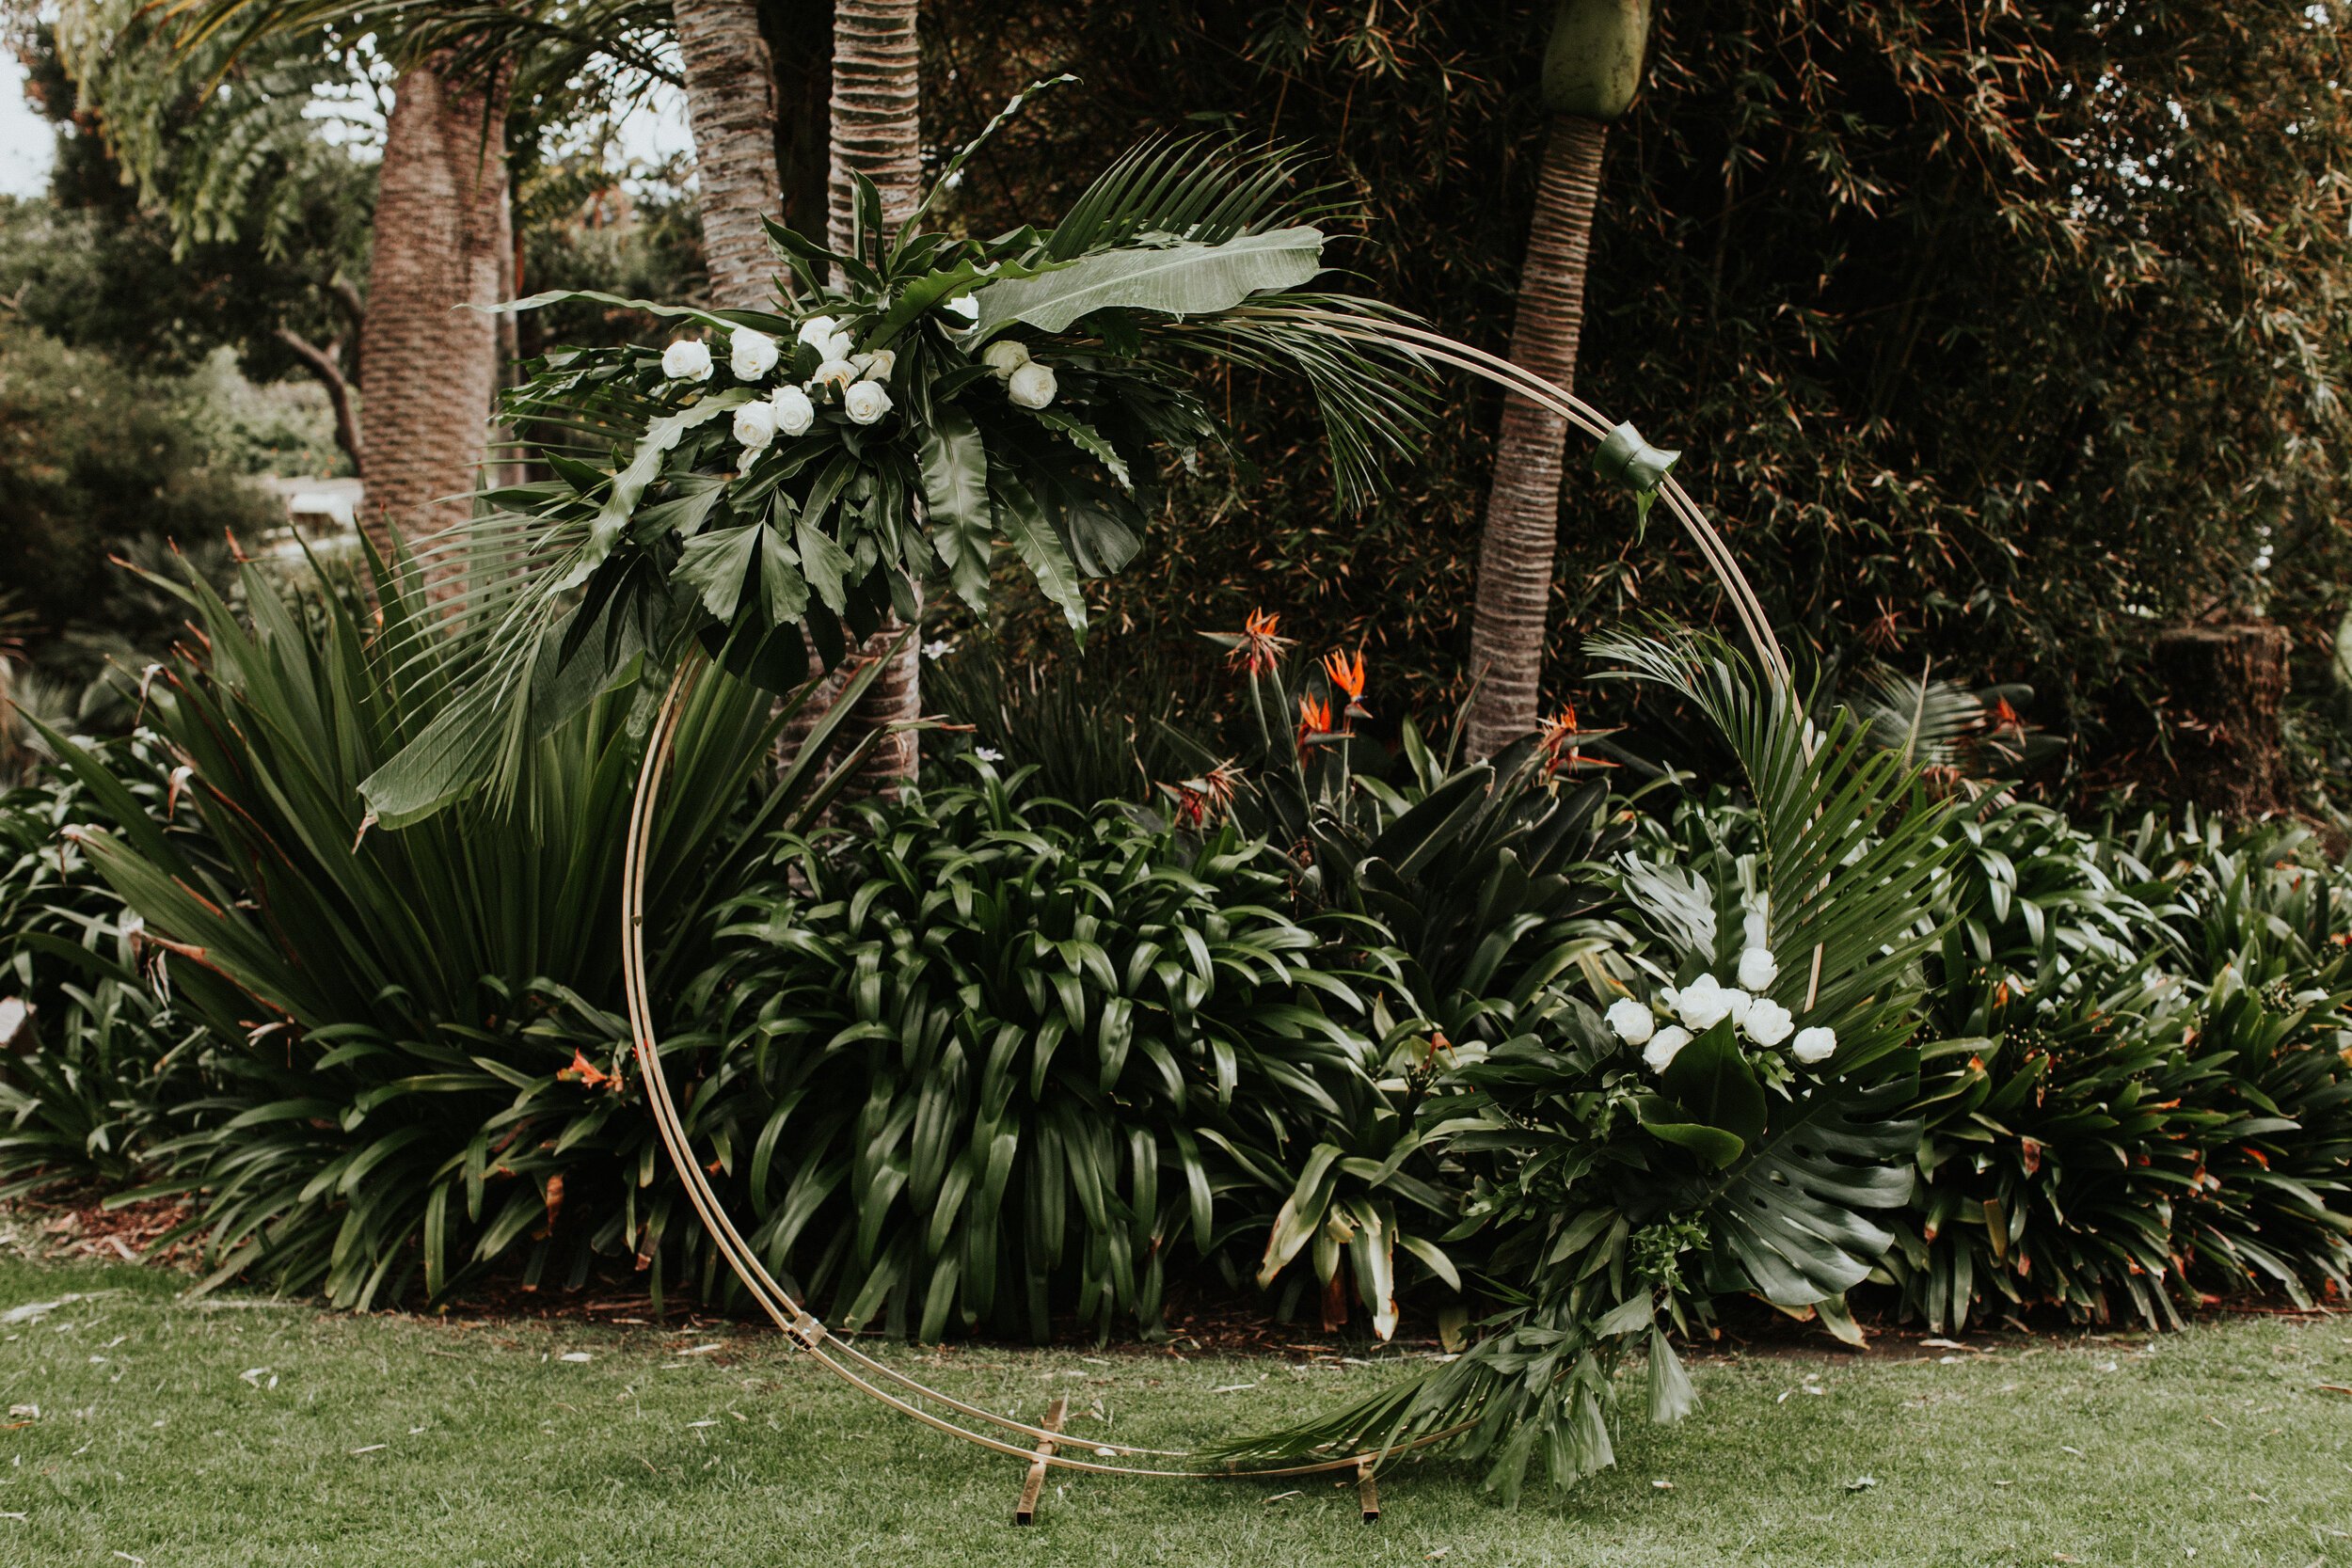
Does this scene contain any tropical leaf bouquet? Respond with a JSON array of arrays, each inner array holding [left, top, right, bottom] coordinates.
[[361, 83, 1433, 827]]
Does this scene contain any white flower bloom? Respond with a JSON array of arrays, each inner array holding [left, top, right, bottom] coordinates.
[[796, 315, 841, 350], [732, 401, 778, 451], [982, 340, 1031, 378], [729, 327, 780, 380], [1737, 945, 1780, 991], [1643, 1025, 1692, 1075], [921, 639, 955, 660], [1675, 973, 1735, 1032], [771, 384, 816, 436], [943, 294, 979, 325], [843, 380, 894, 425], [811, 358, 859, 393], [1605, 998, 1656, 1046], [661, 339, 713, 381], [1007, 361, 1057, 410], [1743, 997, 1796, 1048], [1658, 985, 1680, 1014], [1724, 987, 1754, 1028], [1789, 1025, 1837, 1065], [852, 348, 897, 382], [974, 746, 1005, 763], [822, 330, 856, 363]]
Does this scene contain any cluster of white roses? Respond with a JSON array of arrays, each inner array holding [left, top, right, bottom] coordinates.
[[1603, 944, 1837, 1074], [660, 317, 900, 455], [978, 339, 1058, 410]]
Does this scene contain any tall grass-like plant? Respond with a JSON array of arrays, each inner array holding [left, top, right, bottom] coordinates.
[[40, 551, 888, 1306]]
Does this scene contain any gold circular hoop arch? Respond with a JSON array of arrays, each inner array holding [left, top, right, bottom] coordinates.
[[619, 333, 1797, 1481]]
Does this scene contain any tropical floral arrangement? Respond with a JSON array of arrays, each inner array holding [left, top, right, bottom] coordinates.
[[360, 84, 1432, 827], [1203, 627, 1962, 1498]]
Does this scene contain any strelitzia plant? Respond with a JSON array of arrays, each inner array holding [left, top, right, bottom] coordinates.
[[362, 84, 1437, 829]]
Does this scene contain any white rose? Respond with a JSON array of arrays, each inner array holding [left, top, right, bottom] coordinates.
[[842, 380, 894, 425], [1658, 985, 1680, 1014], [771, 384, 816, 437], [1724, 987, 1753, 1028], [1789, 1025, 1837, 1065], [982, 340, 1031, 378], [822, 330, 856, 363], [1643, 1025, 1692, 1075], [1605, 998, 1656, 1046], [1743, 997, 1795, 1048], [852, 348, 897, 382], [796, 314, 840, 350], [661, 339, 713, 381], [943, 293, 979, 325], [729, 327, 780, 381], [1675, 974, 1734, 1032], [1737, 946, 1780, 991], [811, 358, 858, 393], [1007, 361, 1057, 410], [733, 401, 778, 451]]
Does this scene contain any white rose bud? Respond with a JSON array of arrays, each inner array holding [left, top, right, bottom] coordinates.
[[1675, 974, 1734, 1032], [842, 380, 894, 425], [811, 358, 858, 393], [661, 339, 713, 382], [851, 347, 897, 382], [1007, 361, 1058, 410], [1605, 998, 1656, 1046], [1743, 997, 1796, 1049], [771, 384, 815, 437], [823, 330, 856, 364], [1789, 1025, 1837, 1065], [729, 327, 780, 381], [982, 339, 1031, 378], [1737, 946, 1780, 991], [1724, 988, 1753, 1028], [1643, 1025, 1692, 1075], [795, 314, 840, 350], [733, 401, 778, 451]]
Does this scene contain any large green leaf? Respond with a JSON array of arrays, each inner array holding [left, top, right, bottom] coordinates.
[[917, 406, 993, 611], [975, 227, 1328, 336], [1709, 1067, 1920, 1306]]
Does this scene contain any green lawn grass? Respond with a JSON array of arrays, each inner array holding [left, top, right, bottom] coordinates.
[[1, 1251, 2349, 1567]]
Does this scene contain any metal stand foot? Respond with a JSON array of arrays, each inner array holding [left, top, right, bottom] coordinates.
[[1014, 1397, 1070, 1525]]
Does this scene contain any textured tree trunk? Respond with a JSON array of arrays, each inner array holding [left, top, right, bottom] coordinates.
[[2152, 623, 2293, 817], [1462, 113, 1609, 762], [356, 60, 511, 565], [824, 0, 924, 790], [675, 0, 786, 310]]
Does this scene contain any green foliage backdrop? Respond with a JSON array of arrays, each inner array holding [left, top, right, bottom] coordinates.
[[920, 1, 2352, 752]]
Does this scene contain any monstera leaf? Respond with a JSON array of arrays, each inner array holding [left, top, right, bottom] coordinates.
[[1708, 1063, 1921, 1306], [975, 228, 1328, 335]]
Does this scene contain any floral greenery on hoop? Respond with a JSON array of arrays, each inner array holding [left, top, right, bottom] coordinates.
[[359, 79, 1437, 828]]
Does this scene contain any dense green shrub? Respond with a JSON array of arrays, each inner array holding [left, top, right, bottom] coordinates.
[[0, 319, 277, 673], [0, 735, 205, 1195], [685, 759, 1437, 1340]]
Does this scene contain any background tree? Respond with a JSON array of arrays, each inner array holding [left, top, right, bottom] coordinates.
[[918, 0, 2352, 803], [825, 0, 925, 785], [674, 0, 783, 309], [1461, 0, 1649, 760]]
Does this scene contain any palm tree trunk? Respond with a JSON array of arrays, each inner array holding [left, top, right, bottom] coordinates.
[[1462, 112, 1609, 762], [356, 59, 511, 566], [675, 0, 785, 311], [825, 0, 923, 789]]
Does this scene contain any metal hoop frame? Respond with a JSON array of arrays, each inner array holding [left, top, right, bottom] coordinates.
[[618, 333, 1797, 1480]]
